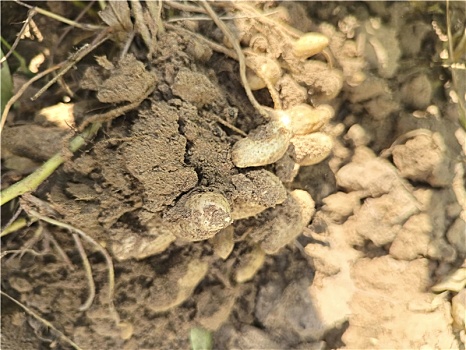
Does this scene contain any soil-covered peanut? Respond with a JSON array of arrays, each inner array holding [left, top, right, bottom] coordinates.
[[231, 170, 287, 220], [291, 132, 333, 166], [168, 192, 232, 242], [249, 190, 315, 254], [231, 121, 292, 168]]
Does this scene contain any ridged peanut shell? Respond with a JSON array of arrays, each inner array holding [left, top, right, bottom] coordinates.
[[291, 132, 333, 166], [175, 192, 232, 241], [290, 189, 315, 226], [274, 104, 334, 135], [252, 190, 315, 254], [231, 121, 292, 168], [245, 56, 282, 90]]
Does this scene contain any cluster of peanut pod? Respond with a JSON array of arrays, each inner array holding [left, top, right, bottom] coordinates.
[[231, 6, 341, 177], [165, 15, 340, 252], [112, 8, 343, 261]]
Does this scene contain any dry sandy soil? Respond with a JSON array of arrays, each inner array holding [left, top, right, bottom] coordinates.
[[1, 1, 465, 349]]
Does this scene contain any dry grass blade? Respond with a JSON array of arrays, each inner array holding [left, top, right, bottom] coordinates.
[[99, 0, 133, 33], [79, 86, 154, 130], [0, 63, 63, 133], [14, 0, 103, 31], [50, 0, 97, 67], [0, 291, 83, 350], [7, 224, 44, 262], [230, 2, 301, 39], [72, 233, 96, 311], [147, 0, 165, 34], [199, 0, 269, 120], [1, 248, 44, 259], [1, 206, 22, 233], [0, 8, 37, 65], [164, 1, 206, 14], [26, 209, 119, 323], [207, 112, 247, 137], [131, 0, 151, 50], [44, 230, 75, 270], [166, 23, 238, 60], [146, 0, 165, 36], [31, 29, 111, 101]]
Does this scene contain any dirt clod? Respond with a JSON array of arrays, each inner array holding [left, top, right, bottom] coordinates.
[[1, 125, 67, 161], [172, 68, 222, 107], [392, 133, 454, 187]]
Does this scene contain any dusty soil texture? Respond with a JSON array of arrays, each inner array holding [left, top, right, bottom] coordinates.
[[2, 1, 466, 350]]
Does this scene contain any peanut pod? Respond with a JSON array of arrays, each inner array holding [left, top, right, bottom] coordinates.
[[174, 192, 232, 241], [231, 121, 292, 168], [291, 132, 333, 166], [273, 103, 334, 135], [292, 32, 329, 59], [245, 55, 282, 91]]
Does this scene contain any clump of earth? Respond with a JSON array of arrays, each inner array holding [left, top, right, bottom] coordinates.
[[1, 1, 465, 349]]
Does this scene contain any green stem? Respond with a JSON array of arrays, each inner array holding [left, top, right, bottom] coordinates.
[[1, 37, 30, 74], [1, 217, 36, 237], [1, 123, 101, 206]]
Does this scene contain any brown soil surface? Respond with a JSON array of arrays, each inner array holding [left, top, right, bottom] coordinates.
[[1, 1, 465, 350]]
